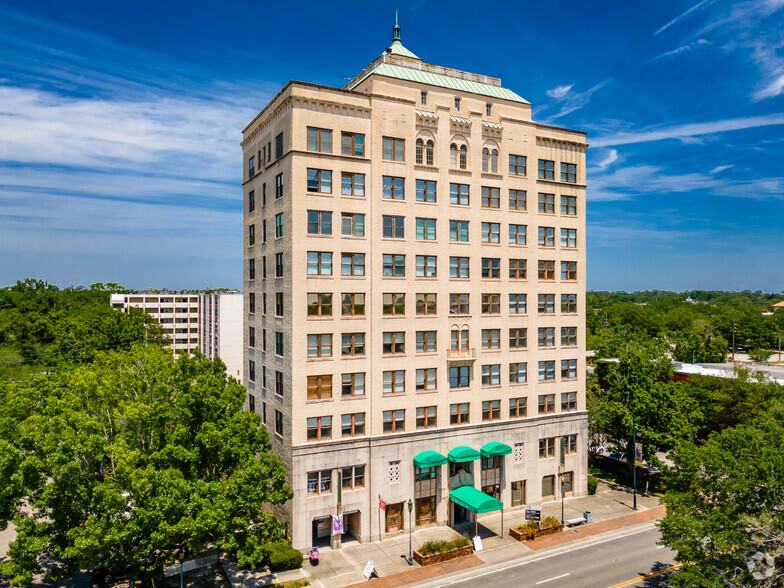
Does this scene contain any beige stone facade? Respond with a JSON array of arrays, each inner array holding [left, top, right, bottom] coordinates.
[[242, 29, 588, 550]]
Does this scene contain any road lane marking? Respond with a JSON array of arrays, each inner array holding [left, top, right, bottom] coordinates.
[[605, 563, 682, 588], [536, 573, 570, 584]]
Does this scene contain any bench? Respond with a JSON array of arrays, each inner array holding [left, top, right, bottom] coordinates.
[[566, 516, 586, 527]]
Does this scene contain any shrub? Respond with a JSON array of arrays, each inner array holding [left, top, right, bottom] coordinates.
[[541, 516, 561, 530], [418, 536, 471, 556], [587, 475, 599, 495], [749, 348, 772, 363], [267, 542, 303, 571], [517, 520, 539, 532]]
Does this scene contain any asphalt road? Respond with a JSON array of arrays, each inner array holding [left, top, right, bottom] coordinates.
[[412, 525, 677, 588]]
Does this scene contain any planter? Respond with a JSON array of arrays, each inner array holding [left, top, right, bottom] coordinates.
[[413, 544, 474, 566], [509, 523, 564, 542]]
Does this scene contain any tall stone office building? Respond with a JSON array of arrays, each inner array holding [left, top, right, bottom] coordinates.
[[242, 23, 588, 550]]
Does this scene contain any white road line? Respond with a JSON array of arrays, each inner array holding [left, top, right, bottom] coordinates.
[[536, 572, 570, 584]]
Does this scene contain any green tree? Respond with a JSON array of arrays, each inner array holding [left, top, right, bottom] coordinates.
[[0, 346, 291, 585]]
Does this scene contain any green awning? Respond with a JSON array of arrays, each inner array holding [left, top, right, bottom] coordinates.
[[480, 442, 512, 457], [447, 446, 481, 463], [449, 486, 504, 514], [413, 450, 447, 468]]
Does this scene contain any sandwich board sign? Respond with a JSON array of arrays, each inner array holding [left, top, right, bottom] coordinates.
[[525, 505, 541, 521], [362, 561, 375, 580]]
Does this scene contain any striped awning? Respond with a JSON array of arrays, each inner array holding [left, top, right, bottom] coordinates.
[[450, 115, 471, 124], [415, 109, 439, 119]]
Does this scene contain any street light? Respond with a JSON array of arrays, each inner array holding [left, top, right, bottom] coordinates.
[[632, 415, 638, 512], [407, 499, 413, 566]]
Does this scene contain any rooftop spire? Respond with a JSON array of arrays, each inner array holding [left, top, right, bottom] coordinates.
[[392, 10, 401, 42]]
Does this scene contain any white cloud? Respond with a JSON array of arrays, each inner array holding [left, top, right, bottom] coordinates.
[[546, 84, 573, 99], [597, 149, 618, 169], [709, 164, 734, 174], [654, 0, 716, 36], [546, 80, 611, 120], [649, 39, 711, 62]]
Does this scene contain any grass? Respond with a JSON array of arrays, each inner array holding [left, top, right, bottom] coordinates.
[[274, 580, 310, 588], [0, 346, 47, 383], [418, 536, 471, 556]]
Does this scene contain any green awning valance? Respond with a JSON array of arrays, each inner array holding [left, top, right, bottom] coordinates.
[[449, 486, 504, 514], [447, 446, 481, 463], [480, 442, 512, 457], [413, 450, 447, 468]]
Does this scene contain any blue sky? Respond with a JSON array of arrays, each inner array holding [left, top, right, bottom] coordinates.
[[0, 0, 782, 292]]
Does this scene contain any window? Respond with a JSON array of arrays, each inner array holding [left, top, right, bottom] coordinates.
[[307, 334, 332, 358], [415, 139, 435, 166], [341, 132, 364, 157], [562, 392, 577, 412], [383, 370, 405, 394], [561, 327, 577, 346], [263, 328, 267, 352], [275, 332, 284, 356], [382, 215, 405, 239], [342, 464, 366, 490], [538, 227, 555, 247], [482, 257, 500, 278], [538, 159, 554, 180], [307, 251, 331, 275], [562, 294, 578, 313], [273, 253, 282, 277], [383, 409, 405, 432], [450, 402, 469, 425], [415, 329, 438, 353], [262, 219, 267, 243], [307, 293, 332, 316], [307, 127, 332, 153], [454, 97, 461, 111], [248, 360, 256, 382], [275, 213, 283, 237], [507, 398, 527, 420], [382, 136, 405, 161], [249, 258, 256, 280], [509, 328, 527, 349], [248, 394, 255, 414], [486, 103, 492, 116], [275, 410, 283, 436], [275, 371, 283, 396], [482, 400, 501, 421], [508, 259, 527, 280], [416, 218, 436, 240], [248, 224, 255, 246], [451, 328, 469, 351], [481, 294, 500, 315], [416, 406, 437, 429], [307, 470, 332, 495], [275, 173, 283, 199], [481, 364, 500, 386], [561, 228, 577, 248], [509, 294, 527, 314], [341, 413, 365, 437], [416, 179, 436, 202], [341, 332, 365, 356], [421, 91, 427, 105], [307, 375, 332, 400], [416, 368, 437, 391], [342, 373, 365, 397], [248, 155, 255, 178], [561, 359, 578, 379], [382, 254, 405, 277], [341, 172, 365, 196], [383, 293, 405, 316], [449, 257, 469, 278], [509, 224, 527, 245], [562, 261, 577, 281], [481, 223, 500, 243], [561, 195, 577, 215], [482, 186, 500, 208], [307, 169, 332, 194], [248, 190, 255, 212], [482, 148, 498, 173], [449, 366, 470, 389], [275, 292, 284, 316], [538, 193, 555, 213], [510, 361, 527, 384], [341, 253, 365, 276], [538, 327, 555, 348], [342, 293, 365, 316], [449, 293, 469, 315], [449, 183, 469, 205], [307, 210, 332, 235], [249, 326, 255, 348], [382, 176, 405, 200], [416, 293, 437, 315], [449, 220, 469, 242], [538, 361, 555, 381], [512, 479, 526, 506], [415, 256, 437, 278], [565, 434, 578, 454], [341, 213, 365, 237], [538, 260, 555, 280], [249, 292, 255, 314], [307, 416, 332, 441], [275, 135, 284, 158], [509, 154, 526, 176], [538, 294, 555, 314], [382, 331, 405, 355], [561, 162, 577, 183], [509, 189, 526, 210], [482, 329, 500, 350], [539, 438, 556, 459], [538, 394, 556, 415]]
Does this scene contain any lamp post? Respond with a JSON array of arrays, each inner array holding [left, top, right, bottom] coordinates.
[[632, 415, 638, 512], [407, 499, 413, 566], [176, 547, 185, 588]]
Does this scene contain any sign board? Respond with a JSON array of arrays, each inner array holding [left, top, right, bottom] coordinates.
[[473, 535, 483, 552], [525, 505, 541, 521], [560, 437, 566, 467], [362, 561, 375, 580], [337, 471, 342, 507], [379, 499, 386, 511], [634, 443, 643, 467], [332, 514, 344, 535]]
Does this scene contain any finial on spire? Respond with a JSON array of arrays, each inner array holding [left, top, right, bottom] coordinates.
[[392, 10, 401, 42]]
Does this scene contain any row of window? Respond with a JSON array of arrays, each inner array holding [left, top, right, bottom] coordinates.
[[248, 133, 284, 178], [307, 465, 365, 496]]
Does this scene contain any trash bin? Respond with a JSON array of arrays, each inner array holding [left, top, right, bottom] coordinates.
[[583, 511, 592, 524]]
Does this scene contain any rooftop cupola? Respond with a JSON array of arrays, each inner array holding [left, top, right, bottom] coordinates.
[[385, 12, 421, 60]]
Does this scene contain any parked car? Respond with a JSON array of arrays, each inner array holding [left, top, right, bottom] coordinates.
[[607, 451, 628, 464], [90, 562, 130, 586]]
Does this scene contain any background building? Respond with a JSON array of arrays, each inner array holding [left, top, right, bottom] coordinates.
[[242, 24, 588, 550]]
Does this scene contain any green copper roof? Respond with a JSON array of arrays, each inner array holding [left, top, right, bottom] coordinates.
[[449, 485, 504, 514], [448, 446, 481, 463], [386, 40, 420, 60], [480, 442, 513, 457], [413, 450, 447, 468]]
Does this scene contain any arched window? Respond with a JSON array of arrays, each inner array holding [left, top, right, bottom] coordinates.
[[450, 144, 458, 168], [490, 149, 498, 173], [459, 145, 467, 169], [482, 148, 489, 172], [426, 140, 434, 166], [416, 139, 424, 165]]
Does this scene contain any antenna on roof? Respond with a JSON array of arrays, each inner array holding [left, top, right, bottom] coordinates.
[[393, 9, 401, 42]]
